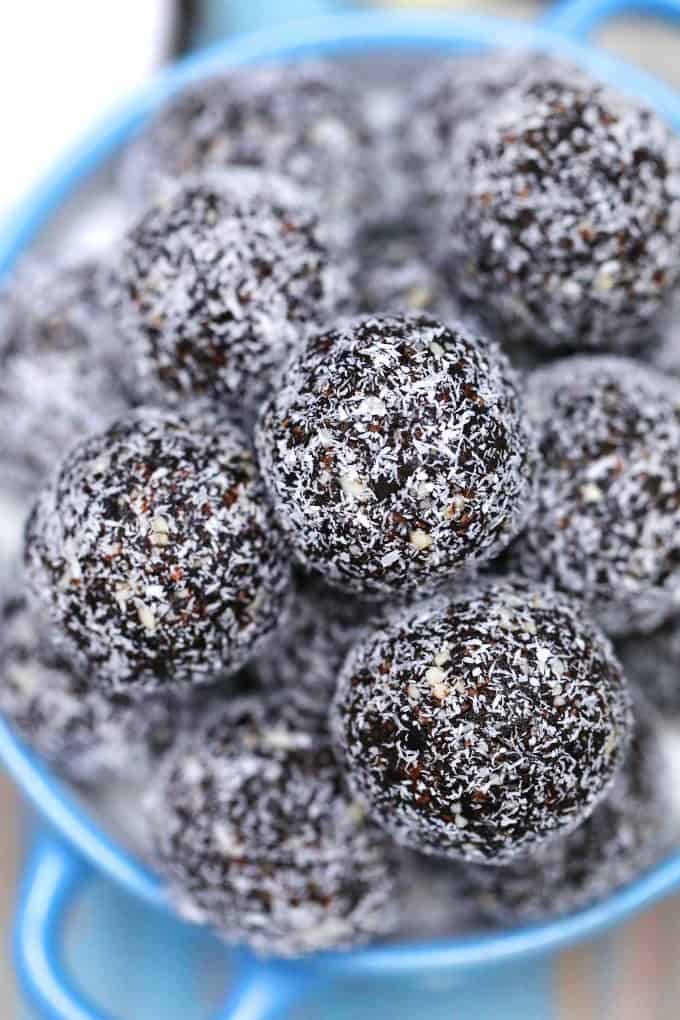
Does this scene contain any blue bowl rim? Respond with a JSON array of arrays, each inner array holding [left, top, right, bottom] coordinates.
[[3, 8, 680, 975]]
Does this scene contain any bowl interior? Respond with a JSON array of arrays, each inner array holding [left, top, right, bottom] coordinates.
[[3, 9, 680, 976]]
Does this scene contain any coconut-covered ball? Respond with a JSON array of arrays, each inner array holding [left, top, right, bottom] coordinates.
[[24, 408, 291, 692], [0, 260, 127, 495], [119, 61, 372, 249], [109, 171, 352, 423], [441, 73, 680, 353], [357, 227, 459, 323], [400, 51, 573, 226], [331, 578, 632, 863], [252, 571, 388, 727], [0, 584, 227, 786], [256, 314, 537, 598], [454, 708, 669, 923], [617, 621, 680, 714], [147, 695, 402, 956], [513, 356, 680, 635]]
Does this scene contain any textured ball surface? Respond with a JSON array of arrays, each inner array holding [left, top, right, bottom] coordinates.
[[252, 571, 384, 727], [513, 356, 680, 635], [441, 73, 680, 352], [120, 61, 372, 249], [617, 623, 680, 713], [454, 708, 668, 922], [331, 578, 632, 863], [0, 584, 212, 786], [257, 314, 537, 597], [0, 260, 126, 495], [400, 51, 572, 225], [24, 409, 291, 691], [147, 695, 402, 955], [109, 171, 352, 421]]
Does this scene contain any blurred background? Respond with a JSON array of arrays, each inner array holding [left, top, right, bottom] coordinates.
[[2, 1, 680, 1017]]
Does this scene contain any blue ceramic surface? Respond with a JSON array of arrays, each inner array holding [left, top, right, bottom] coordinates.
[[5, 2, 680, 1017]]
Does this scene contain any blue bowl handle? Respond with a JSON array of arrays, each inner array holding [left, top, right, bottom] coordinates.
[[543, 0, 680, 39], [15, 833, 317, 1020]]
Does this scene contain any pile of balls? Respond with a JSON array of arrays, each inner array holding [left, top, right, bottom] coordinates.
[[2, 53, 680, 957]]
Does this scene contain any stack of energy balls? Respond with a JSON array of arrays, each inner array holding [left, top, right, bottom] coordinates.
[[2, 53, 680, 956]]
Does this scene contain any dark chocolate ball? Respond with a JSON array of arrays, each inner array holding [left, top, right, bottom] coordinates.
[[0, 260, 127, 495], [453, 707, 669, 923], [24, 408, 291, 692], [256, 314, 538, 597], [331, 578, 632, 863], [0, 583, 214, 786], [512, 356, 680, 635], [108, 171, 352, 423], [441, 73, 680, 352], [147, 695, 402, 956], [400, 51, 573, 226], [120, 61, 372, 249]]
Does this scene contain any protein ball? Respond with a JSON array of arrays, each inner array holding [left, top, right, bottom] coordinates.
[[257, 314, 537, 597], [400, 51, 574, 226], [108, 171, 352, 423], [252, 571, 386, 727], [512, 356, 680, 635], [441, 74, 680, 352], [147, 695, 402, 956], [0, 259, 127, 495], [119, 61, 372, 249], [616, 621, 680, 714], [455, 707, 669, 923], [24, 408, 291, 692], [0, 584, 220, 786], [331, 578, 632, 863]]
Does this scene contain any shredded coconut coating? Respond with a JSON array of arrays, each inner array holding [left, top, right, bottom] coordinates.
[[24, 408, 292, 692], [441, 73, 680, 352], [119, 61, 373, 250], [252, 571, 388, 727], [512, 356, 680, 635], [453, 707, 669, 922], [331, 578, 632, 863], [400, 51, 574, 228], [0, 260, 127, 496], [108, 171, 352, 424], [358, 227, 459, 323], [256, 314, 538, 597], [147, 695, 402, 956], [617, 622, 680, 714], [0, 583, 226, 786]]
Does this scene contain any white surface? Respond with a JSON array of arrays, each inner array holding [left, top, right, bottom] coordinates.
[[0, 0, 172, 224]]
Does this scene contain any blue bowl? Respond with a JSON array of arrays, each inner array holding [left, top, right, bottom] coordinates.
[[5, 5, 680, 1018]]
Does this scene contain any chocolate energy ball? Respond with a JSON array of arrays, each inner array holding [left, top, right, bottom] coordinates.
[[331, 579, 632, 863], [455, 708, 669, 923], [0, 259, 127, 495], [256, 314, 538, 598], [0, 585, 220, 787], [24, 408, 291, 692], [109, 171, 352, 422], [119, 61, 373, 249], [513, 356, 680, 636], [252, 571, 386, 727], [147, 695, 402, 956], [400, 51, 574, 226], [616, 621, 680, 714], [441, 73, 680, 353]]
